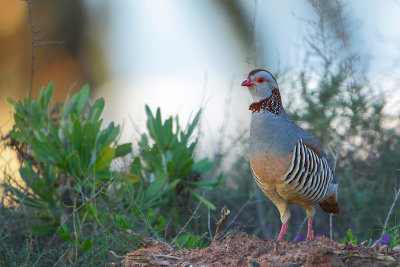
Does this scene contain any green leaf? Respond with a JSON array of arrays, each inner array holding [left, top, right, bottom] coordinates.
[[125, 173, 140, 183], [115, 143, 132, 157], [64, 153, 79, 178], [32, 222, 58, 237], [130, 157, 142, 175], [8, 131, 24, 142], [181, 109, 201, 144], [156, 179, 181, 200], [340, 228, 357, 245], [92, 146, 115, 172], [144, 172, 169, 202], [38, 82, 54, 110], [75, 84, 90, 114], [145, 105, 161, 145], [80, 239, 93, 251], [177, 158, 194, 178], [116, 215, 129, 229], [86, 203, 96, 215], [174, 148, 189, 170], [31, 136, 62, 163], [88, 98, 105, 123], [59, 224, 72, 241], [186, 188, 216, 210], [154, 216, 165, 233], [48, 120, 62, 147], [98, 123, 119, 148], [167, 160, 176, 179], [1, 183, 44, 209], [70, 119, 83, 151], [192, 158, 214, 173], [7, 97, 16, 106], [182, 172, 222, 190], [19, 161, 37, 185]]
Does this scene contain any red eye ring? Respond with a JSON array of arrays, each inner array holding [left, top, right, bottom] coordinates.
[[256, 77, 265, 83]]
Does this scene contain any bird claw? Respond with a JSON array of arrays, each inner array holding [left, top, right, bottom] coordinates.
[[277, 222, 289, 241]]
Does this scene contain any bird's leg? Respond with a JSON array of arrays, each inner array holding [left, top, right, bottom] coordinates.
[[277, 221, 289, 240], [304, 206, 315, 239], [306, 217, 313, 239], [273, 199, 290, 241]]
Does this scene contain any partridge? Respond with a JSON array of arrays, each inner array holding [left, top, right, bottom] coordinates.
[[242, 69, 339, 240]]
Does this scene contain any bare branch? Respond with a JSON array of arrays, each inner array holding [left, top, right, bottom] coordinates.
[[171, 196, 203, 245], [21, 0, 65, 96], [207, 207, 212, 240], [380, 185, 400, 240]]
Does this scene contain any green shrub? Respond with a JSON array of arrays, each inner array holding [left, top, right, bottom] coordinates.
[[1, 85, 221, 265], [340, 228, 357, 245], [3, 82, 131, 238], [129, 106, 222, 219]]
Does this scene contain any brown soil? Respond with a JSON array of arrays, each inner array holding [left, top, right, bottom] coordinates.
[[107, 233, 400, 267]]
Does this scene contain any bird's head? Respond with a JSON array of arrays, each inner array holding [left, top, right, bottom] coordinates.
[[241, 69, 279, 102]]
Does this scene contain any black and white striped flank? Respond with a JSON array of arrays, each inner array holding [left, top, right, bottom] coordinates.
[[282, 139, 333, 204]]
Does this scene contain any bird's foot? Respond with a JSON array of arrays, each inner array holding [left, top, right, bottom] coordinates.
[[277, 222, 289, 241]]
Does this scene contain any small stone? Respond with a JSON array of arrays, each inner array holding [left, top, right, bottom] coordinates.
[[393, 244, 400, 251]]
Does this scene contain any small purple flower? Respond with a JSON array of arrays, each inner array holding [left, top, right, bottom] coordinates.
[[315, 233, 323, 238], [372, 235, 390, 246], [294, 234, 304, 242], [381, 235, 390, 245]]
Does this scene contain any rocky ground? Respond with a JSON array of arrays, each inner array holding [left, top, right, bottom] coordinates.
[[106, 233, 400, 267]]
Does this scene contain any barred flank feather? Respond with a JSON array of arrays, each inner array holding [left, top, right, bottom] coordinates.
[[283, 139, 334, 205]]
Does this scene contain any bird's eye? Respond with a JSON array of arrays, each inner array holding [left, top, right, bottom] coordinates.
[[256, 77, 265, 83]]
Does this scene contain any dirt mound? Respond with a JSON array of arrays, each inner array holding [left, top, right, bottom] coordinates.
[[107, 233, 400, 266]]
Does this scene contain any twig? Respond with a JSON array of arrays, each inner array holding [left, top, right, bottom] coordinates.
[[225, 199, 251, 230], [21, 0, 65, 97], [380, 185, 400, 240], [109, 250, 124, 259], [207, 207, 212, 240], [171, 197, 202, 245], [225, 198, 264, 230], [23, 233, 33, 267], [51, 244, 71, 267], [214, 206, 230, 240], [125, 230, 174, 251], [24, 0, 37, 97], [134, 202, 161, 240], [329, 212, 333, 240], [329, 143, 340, 239]]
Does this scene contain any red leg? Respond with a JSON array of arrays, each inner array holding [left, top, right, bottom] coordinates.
[[277, 221, 289, 241], [306, 217, 313, 239]]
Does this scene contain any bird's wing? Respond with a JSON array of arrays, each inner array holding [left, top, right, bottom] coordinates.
[[302, 137, 331, 166]]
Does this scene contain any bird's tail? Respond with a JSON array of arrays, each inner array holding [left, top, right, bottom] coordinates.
[[319, 183, 339, 215]]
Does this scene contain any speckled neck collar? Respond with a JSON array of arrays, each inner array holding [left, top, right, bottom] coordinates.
[[249, 89, 282, 115]]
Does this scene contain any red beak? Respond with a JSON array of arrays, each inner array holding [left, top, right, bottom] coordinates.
[[241, 78, 254, 87]]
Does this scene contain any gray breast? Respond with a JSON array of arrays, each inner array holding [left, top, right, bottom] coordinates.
[[249, 110, 300, 158]]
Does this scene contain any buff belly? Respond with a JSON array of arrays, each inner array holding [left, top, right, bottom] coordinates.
[[250, 151, 316, 209]]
